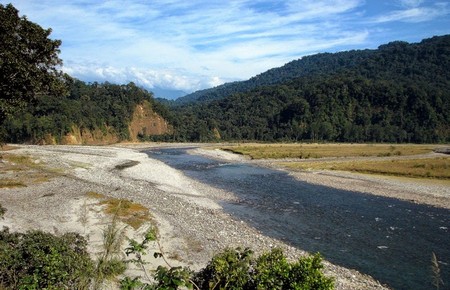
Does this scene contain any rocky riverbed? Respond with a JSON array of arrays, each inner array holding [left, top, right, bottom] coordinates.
[[3, 144, 447, 289]]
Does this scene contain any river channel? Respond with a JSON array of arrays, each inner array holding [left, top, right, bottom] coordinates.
[[145, 147, 449, 290]]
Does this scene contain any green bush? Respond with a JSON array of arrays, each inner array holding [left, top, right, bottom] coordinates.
[[194, 247, 254, 289], [0, 228, 93, 289], [193, 247, 334, 290]]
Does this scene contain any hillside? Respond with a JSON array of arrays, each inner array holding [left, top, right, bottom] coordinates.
[[175, 49, 372, 105], [2, 78, 172, 144], [170, 35, 450, 143]]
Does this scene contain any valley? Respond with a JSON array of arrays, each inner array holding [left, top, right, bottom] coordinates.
[[1, 143, 449, 289]]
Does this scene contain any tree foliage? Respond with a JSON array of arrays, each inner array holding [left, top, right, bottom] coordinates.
[[171, 35, 450, 143], [0, 228, 93, 289], [2, 78, 170, 143], [0, 4, 65, 125]]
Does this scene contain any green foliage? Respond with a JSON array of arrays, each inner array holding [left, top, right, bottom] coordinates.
[[0, 4, 65, 126], [153, 265, 194, 290], [120, 276, 145, 290], [194, 247, 253, 289], [0, 217, 333, 290], [193, 248, 334, 290], [172, 35, 450, 143], [122, 227, 194, 290], [0, 228, 93, 289], [3, 78, 170, 143]]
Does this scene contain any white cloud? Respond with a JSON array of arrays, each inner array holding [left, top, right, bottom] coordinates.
[[63, 62, 224, 92], [3, 0, 448, 94], [371, 1, 449, 23]]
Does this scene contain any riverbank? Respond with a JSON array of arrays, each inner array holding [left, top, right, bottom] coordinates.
[[192, 147, 450, 210], [0, 144, 411, 289]]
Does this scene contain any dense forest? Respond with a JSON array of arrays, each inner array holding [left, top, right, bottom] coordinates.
[[2, 77, 170, 143], [167, 35, 450, 143], [2, 34, 449, 144]]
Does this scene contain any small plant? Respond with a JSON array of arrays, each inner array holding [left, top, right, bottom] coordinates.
[[122, 227, 195, 290], [0, 203, 6, 218], [431, 252, 444, 290], [79, 199, 89, 235], [92, 200, 127, 288], [120, 227, 198, 289]]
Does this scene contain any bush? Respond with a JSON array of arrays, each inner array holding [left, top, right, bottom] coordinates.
[[193, 247, 254, 289], [193, 247, 334, 290], [0, 228, 93, 289]]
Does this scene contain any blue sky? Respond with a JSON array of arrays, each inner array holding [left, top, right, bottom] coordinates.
[[3, 0, 450, 95]]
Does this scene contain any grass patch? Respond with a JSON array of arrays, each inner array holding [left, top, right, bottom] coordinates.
[[282, 157, 450, 179], [69, 161, 91, 169], [0, 154, 58, 187], [0, 178, 26, 188], [220, 143, 437, 159], [100, 198, 152, 230], [2, 154, 38, 169], [86, 191, 106, 199], [86, 192, 152, 230]]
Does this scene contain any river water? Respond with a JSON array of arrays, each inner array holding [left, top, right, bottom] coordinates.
[[145, 147, 449, 290]]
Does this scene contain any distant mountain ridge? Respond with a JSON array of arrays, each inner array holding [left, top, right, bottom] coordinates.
[[170, 35, 450, 143], [175, 50, 373, 105], [175, 35, 448, 106]]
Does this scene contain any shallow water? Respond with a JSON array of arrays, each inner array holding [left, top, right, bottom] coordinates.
[[145, 147, 450, 290]]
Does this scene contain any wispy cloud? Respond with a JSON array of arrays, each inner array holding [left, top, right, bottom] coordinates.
[[371, 1, 449, 23], [4, 0, 450, 94]]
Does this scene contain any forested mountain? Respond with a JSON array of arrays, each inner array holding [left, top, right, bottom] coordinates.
[[176, 50, 373, 105], [168, 35, 450, 143], [3, 35, 449, 144], [2, 77, 171, 144]]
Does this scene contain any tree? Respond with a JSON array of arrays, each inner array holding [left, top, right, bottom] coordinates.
[[0, 3, 65, 126]]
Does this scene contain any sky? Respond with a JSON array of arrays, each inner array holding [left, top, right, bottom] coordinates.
[[3, 0, 450, 97]]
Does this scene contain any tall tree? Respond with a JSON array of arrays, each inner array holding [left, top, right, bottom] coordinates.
[[0, 3, 65, 126]]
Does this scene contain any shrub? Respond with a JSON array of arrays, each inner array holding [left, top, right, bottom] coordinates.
[[0, 228, 93, 289], [193, 247, 334, 290], [194, 247, 254, 289]]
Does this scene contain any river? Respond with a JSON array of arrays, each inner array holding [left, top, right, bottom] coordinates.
[[145, 147, 449, 290]]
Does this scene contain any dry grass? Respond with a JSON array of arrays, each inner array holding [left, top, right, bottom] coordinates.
[[0, 178, 26, 188], [86, 191, 106, 199], [282, 157, 450, 179], [2, 154, 38, 169], [87, 192, 152, 230], [221, 143, 439, 159], [0, 154, 59, 188]]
